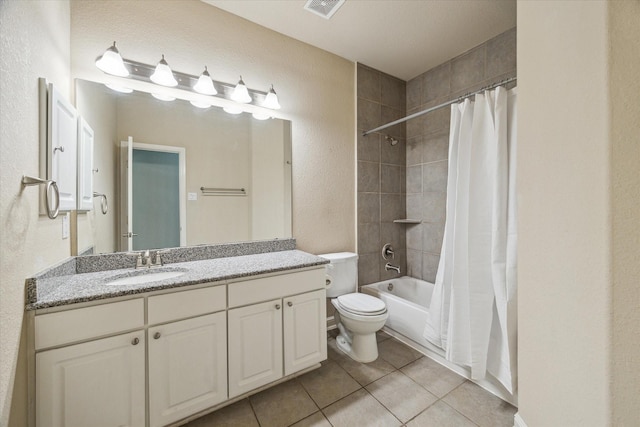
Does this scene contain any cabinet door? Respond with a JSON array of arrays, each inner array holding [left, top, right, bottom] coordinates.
[[77, 116, 94, 211], [36, 331, 145, 427], [228, 299, 283, 398], [148, 312, 227, 427], [47, 82, 78, 211], [283, 289, 327, 375]]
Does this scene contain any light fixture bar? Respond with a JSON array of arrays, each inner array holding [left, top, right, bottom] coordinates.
[[120, 59, 270, 105]]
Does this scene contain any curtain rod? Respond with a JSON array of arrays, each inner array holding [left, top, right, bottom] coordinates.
[[362, 76, 517, 137]]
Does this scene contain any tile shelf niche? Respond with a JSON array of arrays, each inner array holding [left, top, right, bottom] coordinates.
[[393, 219, 421, 224]]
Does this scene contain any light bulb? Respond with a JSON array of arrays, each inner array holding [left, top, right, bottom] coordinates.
[[190, 100, 212, 109], [223, 105, 243, 115], [231, 76, 252, 103], [193, 66, 217, 95], [263, 85, 281, 110], [150, 55, 178, 87], [95, 42, 129, 77], [151, 92, 175, 101], [252, 112, 271, 121], [104, 83, 133, 94]]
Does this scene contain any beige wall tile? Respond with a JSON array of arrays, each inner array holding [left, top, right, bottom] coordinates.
[[357, 64, 381, 103], [451, 45, 486, 93]]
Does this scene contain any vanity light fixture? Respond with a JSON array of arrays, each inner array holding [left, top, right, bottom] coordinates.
[[252, 112, 271, 120], [230, 76, 252, 103], [151, 92, 176, 102], [150, 55, 178, 87], [95, 42, 129, 77], [263, 85, 281, 110], [104, 83, 133, 94], [223, 105, 244, 115], [193, 66, 218, 95], [94, 43, 281, 114], [190, 100, 212, 109]]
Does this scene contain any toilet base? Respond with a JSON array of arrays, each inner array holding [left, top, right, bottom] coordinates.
[[335, 329, 379, 363]]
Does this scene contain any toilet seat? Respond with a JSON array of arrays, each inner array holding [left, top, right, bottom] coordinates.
[[336, 293, 386, 316]]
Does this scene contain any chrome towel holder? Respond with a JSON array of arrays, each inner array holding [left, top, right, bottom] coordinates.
[[200, 187, 246, 196], [93, 192, 108, 215], [22, 175, 59, 219]]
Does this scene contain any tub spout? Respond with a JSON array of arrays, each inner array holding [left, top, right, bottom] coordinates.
[[385, 263, 401, 274]]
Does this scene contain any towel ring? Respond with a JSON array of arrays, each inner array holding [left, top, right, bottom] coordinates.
[[22, 175, 60, 219], [93, 192, 108, 215]]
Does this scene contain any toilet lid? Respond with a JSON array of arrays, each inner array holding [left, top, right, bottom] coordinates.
[[337, 293, 386, 315]]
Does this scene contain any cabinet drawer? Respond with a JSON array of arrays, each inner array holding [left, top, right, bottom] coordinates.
[[228, 268, 325, 308], [148, 285, 226, 325], [35, 299, 144, 350]]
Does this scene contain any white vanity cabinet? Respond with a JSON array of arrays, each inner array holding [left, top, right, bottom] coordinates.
[[228, 299, 284, 397], [147, 287, 227, 427], [32, 266, 326, 427], [34, 300, 146, 427], [36, 332, 146, 427], [283, 289, 327, 376], [228, 269, 327, 398]]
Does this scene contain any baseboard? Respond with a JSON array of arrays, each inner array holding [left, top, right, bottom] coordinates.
[[327, 316, 337, 330], [513, 412, 527, 427]]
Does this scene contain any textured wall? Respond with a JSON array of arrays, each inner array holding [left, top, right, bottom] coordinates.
[[70, 0, 356, 255], [356, 64, 406, 286], [609, 2, 640, 423], [404, 28, 516, 283], [518, 2, 613, 425], [0, 1, 72, 426]]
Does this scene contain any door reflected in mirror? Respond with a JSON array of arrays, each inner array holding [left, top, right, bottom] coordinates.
[[75, 79, 292, 254]]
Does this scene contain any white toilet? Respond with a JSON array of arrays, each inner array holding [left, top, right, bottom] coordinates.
[[320, 252, 388, 363]]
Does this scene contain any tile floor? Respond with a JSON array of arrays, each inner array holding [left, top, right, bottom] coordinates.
[[185, 331, 517, 427]]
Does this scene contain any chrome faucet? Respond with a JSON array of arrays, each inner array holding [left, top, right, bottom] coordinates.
[[129, 250, 153, 269], [385, 262, 401, 274], [141, 250, 152, 268], [151, 250, 165, 267]]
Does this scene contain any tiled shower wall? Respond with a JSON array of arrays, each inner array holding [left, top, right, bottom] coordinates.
[[356, 28, 516, 287], [405, 28, 517, 282], [356, 64, 407, 287]]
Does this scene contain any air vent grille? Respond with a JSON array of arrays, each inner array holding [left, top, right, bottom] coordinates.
[[303, 0, 346, 20]]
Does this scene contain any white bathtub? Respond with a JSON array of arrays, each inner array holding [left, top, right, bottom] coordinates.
[[361, 275, 518, 406], [361, 276, 434, 349]]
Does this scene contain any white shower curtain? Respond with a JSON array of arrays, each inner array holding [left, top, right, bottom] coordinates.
[[423, 86, 518, 394]]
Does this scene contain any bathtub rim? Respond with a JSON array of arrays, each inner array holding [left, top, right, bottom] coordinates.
[[361, 275, 433, 311]]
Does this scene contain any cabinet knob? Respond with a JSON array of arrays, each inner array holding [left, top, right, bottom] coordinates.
[[53, 146, 65, 154], [275, 304, 281, 310], [131, 337, 140, 345], [154, 332, 161, 339], [287, 301, 293, 307]]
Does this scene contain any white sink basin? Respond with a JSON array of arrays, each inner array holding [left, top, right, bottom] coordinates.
[[105, 270, 186, 286]]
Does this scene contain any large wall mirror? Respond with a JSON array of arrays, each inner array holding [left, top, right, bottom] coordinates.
[[75, 79, 292, 254]]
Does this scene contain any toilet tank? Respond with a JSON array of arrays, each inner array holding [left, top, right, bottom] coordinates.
[[318, 252, 358, 298]]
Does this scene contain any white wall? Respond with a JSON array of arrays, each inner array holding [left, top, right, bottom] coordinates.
[[0, 1, 71, 426], [70, 0, 356, 255], [518, 1, 640, 425], [608, 1, 640, 424]]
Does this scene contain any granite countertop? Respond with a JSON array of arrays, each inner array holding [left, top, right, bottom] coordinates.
[[27, 250, 329, 310]]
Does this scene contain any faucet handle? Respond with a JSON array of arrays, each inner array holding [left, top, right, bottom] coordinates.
[[152, 250, 167, 267], [126, 252, 145, 269], [382, 243, 395, 260]]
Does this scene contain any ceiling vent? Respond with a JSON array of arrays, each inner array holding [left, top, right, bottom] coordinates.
[[303, 0, 346, 20]]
